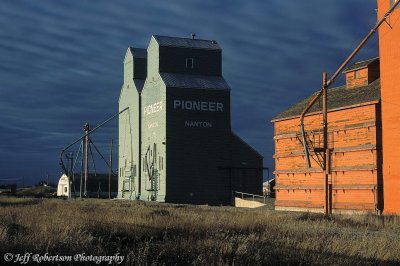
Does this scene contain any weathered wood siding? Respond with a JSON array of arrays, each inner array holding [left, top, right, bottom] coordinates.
[[346, 68, 368, 89], [273, 103, 382, 213]]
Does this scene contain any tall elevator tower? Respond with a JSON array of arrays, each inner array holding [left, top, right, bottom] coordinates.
[[118, 47, 147, 199], [378, 0, 400, 214], [118, 35, 263, 205]]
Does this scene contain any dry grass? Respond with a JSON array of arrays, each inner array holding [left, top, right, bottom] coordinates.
[[0, 197, 399, 265]]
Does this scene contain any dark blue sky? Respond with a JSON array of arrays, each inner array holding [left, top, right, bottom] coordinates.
[[0, 0, 379, 185]]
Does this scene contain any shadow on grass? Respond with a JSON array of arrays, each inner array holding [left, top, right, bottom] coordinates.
[[0, 199, 42, 207]]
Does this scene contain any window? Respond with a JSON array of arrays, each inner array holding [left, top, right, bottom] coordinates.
[[186, 58, 194, 69], [64, 187, 68, 193], [354, 70, 361, 79]]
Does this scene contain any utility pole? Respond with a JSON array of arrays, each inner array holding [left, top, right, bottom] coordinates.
[[109, 139, 113, 199], [322, 72, 331, 218], [84, 123, 90, 197], [80, 139, 84, 199], [299, 3, 400, 218]]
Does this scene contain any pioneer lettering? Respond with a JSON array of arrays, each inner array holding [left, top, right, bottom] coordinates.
[[144, 101, 163, 115], [174, 100, 223, 112]]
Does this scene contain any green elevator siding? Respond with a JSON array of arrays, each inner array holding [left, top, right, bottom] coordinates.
[[147, 38, 160, 78], [118, 36, 263, 205], [140, 75, 167, 201], [118, 84, 140, 199], [118, 48, 145, 199]]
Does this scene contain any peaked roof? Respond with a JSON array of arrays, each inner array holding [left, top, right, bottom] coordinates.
[[343, 57, 379, 73], [272, 78, 381, 121], [128, 47, 147, 58], [133, 79, 145, 92], [152, 35, 221, 50]]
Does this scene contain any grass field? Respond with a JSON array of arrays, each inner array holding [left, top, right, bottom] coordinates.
[[0, 197, 399, 265]]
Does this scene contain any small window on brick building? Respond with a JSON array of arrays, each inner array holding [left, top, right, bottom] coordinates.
[[355, 70, 361, 79], [186, 58, 194, 69]]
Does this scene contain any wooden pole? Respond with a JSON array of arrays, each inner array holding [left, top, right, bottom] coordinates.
[[109, 139, 113, 199], [80, 139, 84, 199], [84, 123, 90, 197], [322, 72, 330, 218]]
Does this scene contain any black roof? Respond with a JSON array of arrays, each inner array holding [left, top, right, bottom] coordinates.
[[160, 73, 229, 90], [128, 47, 147, 58], [153, 35, 221, 50], [134, 80, 145, 93], [272, 78, 381, 121], [343, 57, 379, 73]]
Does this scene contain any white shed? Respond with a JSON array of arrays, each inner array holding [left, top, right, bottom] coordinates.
[[57, 174, 70, 197]]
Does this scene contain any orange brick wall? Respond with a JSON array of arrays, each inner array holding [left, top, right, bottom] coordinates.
[[273, 103, 382, 213], [378, 0, 400, 214]]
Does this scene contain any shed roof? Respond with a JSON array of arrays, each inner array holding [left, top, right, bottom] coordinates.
[[272, 78, 380, 121], [153, 35, 221, 50], [160, 73, 229, 90], [342, 57, 379, 73], [128, 47, 147, 58]]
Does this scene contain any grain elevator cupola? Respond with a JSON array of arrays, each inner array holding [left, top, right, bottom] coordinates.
[[123, 47, 147, 84], [342, 57, 380, 89]]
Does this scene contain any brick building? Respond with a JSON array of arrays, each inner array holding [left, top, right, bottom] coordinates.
[[272, 58, 382, 214]]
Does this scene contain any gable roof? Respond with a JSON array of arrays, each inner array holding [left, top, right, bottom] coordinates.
[[134, 79, 145, 93], [272, 78, 381, 121], [128, 47, 147, 58], [152, 35, 221, 50], [342, 57, 379, 73]]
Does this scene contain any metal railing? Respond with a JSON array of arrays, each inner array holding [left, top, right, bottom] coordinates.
[[232, 191, 266, 204]]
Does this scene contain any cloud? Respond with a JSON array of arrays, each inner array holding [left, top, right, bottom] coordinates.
[[0, 0, 379, 182]]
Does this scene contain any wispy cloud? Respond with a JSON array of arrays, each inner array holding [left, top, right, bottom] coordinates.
[[0, 0, 379, 182]]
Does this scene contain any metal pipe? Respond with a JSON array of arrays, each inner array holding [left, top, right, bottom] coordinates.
[[326, 0, 400, 88], [299, 0, 400, 124], [109, 139, 113, 199], [300, 121, 311, 168], [297, 2, 400, 217], [89, 139, 116, 175], [59, 107, 129, 175]]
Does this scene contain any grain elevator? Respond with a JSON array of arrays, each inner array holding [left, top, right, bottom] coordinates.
[[118, 35, 263, 205]]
